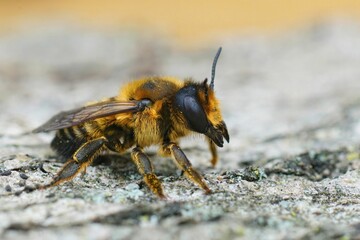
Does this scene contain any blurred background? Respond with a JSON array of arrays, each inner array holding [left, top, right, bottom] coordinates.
[[1, 0, 360, 46]]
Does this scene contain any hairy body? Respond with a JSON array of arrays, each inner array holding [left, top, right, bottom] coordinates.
[[34, 48, 229, 198]]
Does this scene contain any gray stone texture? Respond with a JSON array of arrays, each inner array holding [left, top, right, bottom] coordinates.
[[0, 20, 359, 240]]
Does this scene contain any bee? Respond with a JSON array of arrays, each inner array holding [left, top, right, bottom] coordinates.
[[33, 47, 229, 199]]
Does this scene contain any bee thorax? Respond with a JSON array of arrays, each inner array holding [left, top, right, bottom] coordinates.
[[133, 108, 163, 147]]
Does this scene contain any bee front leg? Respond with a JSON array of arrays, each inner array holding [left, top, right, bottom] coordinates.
[[208, 138, 218, 167], [164, 143, 211, 194], [131, 147, 166, 199], [41, 137, 107, 189]]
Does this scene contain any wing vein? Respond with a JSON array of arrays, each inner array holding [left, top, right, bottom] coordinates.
[[33, 101, 139, 133]]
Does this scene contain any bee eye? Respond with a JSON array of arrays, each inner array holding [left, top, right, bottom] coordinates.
[[174, 86, 209, 133], [182, 96, 209, 133]]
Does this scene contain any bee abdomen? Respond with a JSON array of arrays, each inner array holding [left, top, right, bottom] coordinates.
[[51, 126, 87, 162]]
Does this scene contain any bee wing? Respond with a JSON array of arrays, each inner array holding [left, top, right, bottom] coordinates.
[[33, 100, 139, 133]]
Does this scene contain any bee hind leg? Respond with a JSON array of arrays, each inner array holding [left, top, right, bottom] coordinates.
[[41, 137, 107, 189], [164, 143, 211, 194], [131, 147, 166, 199]]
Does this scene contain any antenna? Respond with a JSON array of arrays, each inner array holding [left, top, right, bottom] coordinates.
[[210, 47, 222, 90]]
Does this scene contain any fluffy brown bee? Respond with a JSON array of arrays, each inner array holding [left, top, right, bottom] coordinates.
[[33, 47, 229, 198]]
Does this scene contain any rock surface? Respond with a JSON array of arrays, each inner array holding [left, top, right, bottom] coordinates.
[[0, 21, 360, 240]]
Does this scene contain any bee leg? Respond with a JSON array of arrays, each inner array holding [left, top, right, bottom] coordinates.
[[80, 168, 87, 178], [41, 137, 107, 189], [164, 143, 211, 194], [131, 147, 166, 199], [208, 138, 218, 167]]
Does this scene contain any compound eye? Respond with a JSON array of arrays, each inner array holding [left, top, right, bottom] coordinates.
[[182, 96, 209, 133]]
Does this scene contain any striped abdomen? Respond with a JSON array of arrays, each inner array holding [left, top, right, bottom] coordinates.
[[50, 120, 134, 161], [51, 125, 90, 162]]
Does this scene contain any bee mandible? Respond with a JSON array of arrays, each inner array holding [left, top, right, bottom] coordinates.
[[34, 47, 229, 198]]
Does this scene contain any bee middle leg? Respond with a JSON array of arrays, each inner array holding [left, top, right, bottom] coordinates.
[[41, 137, 107, 188], [131, 147, 166, 199], [164, 143, 211, 194]]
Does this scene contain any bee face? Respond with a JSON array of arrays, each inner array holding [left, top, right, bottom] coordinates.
[[174, 81, 229, 147]]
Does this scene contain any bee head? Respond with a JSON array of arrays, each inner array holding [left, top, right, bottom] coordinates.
[[173, 47, 229, 147]]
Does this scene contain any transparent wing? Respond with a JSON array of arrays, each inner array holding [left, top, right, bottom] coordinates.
[[33, 100, 139, 133]]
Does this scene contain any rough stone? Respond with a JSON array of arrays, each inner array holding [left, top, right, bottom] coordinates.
[[0, 20, 360, 240]]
